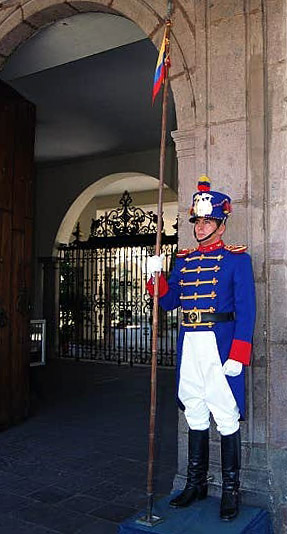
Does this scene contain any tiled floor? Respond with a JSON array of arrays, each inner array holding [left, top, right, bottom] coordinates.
[[0, 360, 177, 533]]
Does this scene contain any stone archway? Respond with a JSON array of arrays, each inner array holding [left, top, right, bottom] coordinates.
[[0, 0, 198, 376], [0, 0, 198, 244], [0, 0, 196, 131]]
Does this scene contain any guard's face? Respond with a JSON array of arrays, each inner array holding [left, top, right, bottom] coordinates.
[[194, 217, 225, 245]]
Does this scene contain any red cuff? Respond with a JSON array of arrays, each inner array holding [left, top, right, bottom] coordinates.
[[146, 275, 169, 298], [229, 339, 252, 366]]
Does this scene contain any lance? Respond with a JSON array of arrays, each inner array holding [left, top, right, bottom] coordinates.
[[137, 0, 173, 526]]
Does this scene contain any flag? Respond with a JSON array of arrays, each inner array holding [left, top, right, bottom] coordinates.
[[152, 28, 169, 104]]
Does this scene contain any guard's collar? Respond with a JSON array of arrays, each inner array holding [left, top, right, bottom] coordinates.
[[197, 240, 225, 252]]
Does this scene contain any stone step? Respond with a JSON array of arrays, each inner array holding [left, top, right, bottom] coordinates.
[[118, 494, 273, 534]]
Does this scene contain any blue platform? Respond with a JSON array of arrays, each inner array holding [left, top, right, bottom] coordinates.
[[118, 494, 273, 534]]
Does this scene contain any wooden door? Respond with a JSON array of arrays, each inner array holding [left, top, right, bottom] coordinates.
[[0, 80, 35, 428]]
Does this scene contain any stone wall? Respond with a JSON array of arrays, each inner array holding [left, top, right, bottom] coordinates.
[[265, 1, 287, 532], [0, 0, 286, 530]]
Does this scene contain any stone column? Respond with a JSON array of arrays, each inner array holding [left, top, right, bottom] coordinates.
[[171, 128, 197, 488], [265, 1, 287, 532], [171, 129, 196, 249]]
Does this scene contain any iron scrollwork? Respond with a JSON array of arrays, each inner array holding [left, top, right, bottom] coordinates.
[[89, 191, 162, 238]]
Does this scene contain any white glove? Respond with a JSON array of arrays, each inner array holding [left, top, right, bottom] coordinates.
[[222, 359, 242, 377], [147, 253, 165, 279]]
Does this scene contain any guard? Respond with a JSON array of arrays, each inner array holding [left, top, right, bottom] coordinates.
[[146, 176, 256, 521]]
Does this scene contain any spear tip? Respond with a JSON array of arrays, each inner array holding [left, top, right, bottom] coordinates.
[[167, 0, 173, 19]]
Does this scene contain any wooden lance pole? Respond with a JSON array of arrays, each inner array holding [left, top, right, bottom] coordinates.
[[137, 1, 173, 526]]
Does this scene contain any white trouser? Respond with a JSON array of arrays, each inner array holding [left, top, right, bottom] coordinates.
[[178, 331, 240, 436]]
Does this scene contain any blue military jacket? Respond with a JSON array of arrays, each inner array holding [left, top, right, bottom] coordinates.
[[158, 241, 256, 418]]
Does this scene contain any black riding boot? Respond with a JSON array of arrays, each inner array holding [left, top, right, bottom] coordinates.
[[220, 428, 241, 521], [170, 428, 209, 508]]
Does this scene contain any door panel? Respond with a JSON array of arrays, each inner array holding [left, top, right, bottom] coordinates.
[[0, 80, 35, 428], [0, 210, 12, 426], [0, 104, 15, 211], [10, 230, 29, 421], [13, 102, 35, 230]]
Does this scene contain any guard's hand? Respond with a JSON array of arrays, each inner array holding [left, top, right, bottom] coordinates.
[[222, 359, 242, 377], [147, 254, 165, 279]]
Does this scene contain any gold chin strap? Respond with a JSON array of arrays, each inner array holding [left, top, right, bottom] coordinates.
[[193, 224, 220, 243]]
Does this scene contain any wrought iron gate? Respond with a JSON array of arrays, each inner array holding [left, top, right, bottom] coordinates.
[[57, 191, 178, 366]]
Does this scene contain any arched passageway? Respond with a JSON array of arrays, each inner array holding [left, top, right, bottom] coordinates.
[[0, 2, 194, 430], [54, 173, 178, 366]]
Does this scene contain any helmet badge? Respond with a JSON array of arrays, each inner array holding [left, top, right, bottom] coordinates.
[[193, 192, 214, 217]]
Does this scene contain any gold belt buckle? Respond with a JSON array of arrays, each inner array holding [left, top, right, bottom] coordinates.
[[188, 310, 201, 323]]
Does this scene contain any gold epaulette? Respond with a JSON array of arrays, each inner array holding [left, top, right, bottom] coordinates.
[[224, 244, 248, 254], [176, 247, 197, 258]]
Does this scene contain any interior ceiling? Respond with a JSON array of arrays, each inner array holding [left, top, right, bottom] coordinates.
[[0, 12, 176, 164]]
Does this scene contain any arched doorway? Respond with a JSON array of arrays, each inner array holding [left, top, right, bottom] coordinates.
[[0, 2, 195, 420], [54, 173, 178, 366], [57, 187, 178, 365]]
